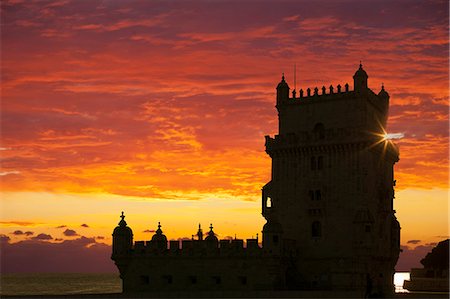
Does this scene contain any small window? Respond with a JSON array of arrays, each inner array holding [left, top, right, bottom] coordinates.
[[140, 275, 150, 285], [365, 225, 371, 233], [273, 235, 279, 243], [315, 190, 321, 201], [309, 190, 314, 201], [313, 123, 325, 140], [312, 221, 322, 238], [266, 197, 272, 208], [311, 156, 316, 170], [239, 276, 248, 285], [212, 276, 221, 284], [318, 156, 323, 170], [189, 276, 197, 284], [162, 275, 173, 284]]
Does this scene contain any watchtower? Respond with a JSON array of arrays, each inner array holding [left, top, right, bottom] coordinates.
[[262, 64, 400, 296]]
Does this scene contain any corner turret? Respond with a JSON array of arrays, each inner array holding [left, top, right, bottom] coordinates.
[[151, 222, 167, 250], [112, 211, 133, 256], [353, 62, 368, 92]]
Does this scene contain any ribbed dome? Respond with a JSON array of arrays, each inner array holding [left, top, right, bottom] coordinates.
[[277, 74, 289, 89], [113, 212, 133, 236], [263, 218, 283, 233], [353, 63, 368, 79], [205, 223, 218, 242], [151, 222, 167, 242], [378, 84, 389, 98]]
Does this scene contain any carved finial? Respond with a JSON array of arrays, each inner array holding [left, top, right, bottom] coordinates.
[[337, 84, 341, 93], [345, 83, 349, 92], [199, 223, 201, 229], [322, 86, 326, 95], [360, 60, 362, 68], [307, 88, 311, 97], [329, 85, 334, 94], [381, 82, 385, 90], [282, 72, 285, 80], [256, 233, 259, 241], [120, 211, 124, 220], [210, 223, 213, 231], [300, 88, 304, 98], [292, 89, 296, 98], [158, 222, 161, 229], [314, 87, 319, 95]]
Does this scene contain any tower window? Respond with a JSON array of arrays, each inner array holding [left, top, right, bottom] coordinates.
[[162, 275, 173, 284], [140, 275, 150, 285], [312, 221, 322, 238], [311, 156, 316, 170], [315, 190, 321, 201], [266, 197, 272, 208], [239, 276, 248, 285], [273, 235, 279, 243], [212, 276, 221, 284], [365, 225, 371, 233], [189, 276, 197, 284], [318, 156, 324, 170], [313, 123, 325, 140], [309, 190, 314, 201]]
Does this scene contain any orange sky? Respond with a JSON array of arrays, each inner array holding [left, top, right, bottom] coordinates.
[[0, 0, 448, 272]]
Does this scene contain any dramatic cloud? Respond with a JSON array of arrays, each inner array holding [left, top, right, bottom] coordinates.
[[80, 223, 89, 228], [0, 0, 447, 203], [63, 229, 79, 237], [31, 233, 52, 240]]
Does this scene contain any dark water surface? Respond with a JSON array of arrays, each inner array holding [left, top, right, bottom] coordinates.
[[0, 273, 121, 296]]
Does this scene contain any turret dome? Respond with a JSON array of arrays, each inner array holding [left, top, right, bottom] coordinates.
[[205, 223, 218, 242], [353, 63, 368, 79], [263, 218, 283, 233], [151, 222, 168, 242], [113, 212, 133, 235], [378, 84, 389, 98]]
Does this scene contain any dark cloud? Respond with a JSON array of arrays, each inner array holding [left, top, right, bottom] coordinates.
[[63, 229, 79, 237], [55, 225, 67, 228], [407, 239, 421, 245], [54, 238, 63, 241], [11, 230, 24, 235], [1, 236, 116, 273], [143, 229, 155, 233], [96, 236, 105, 240], [396, 244, 434, 271], [24, 231, 34, 236], [80, 223, 89, 228], [0, 221, 39, 226], [1, 234, 11, 242], [31, 233, 52, 240]]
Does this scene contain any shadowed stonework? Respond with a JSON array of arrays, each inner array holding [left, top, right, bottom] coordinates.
[[111, 65, 401, 298]]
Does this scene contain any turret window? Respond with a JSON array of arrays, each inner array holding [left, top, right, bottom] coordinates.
[[266, 197, 272, 208], [309, 190, 322, 200], [311, 157, 316, 170], [140, 275, 150, 285], [318, 156, 324, 170], [312, 221, 322, 238]]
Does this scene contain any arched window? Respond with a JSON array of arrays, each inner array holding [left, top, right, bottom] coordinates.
[[312, 221, 322, 237], [315, 190, 321, 201], [313, 123, 325, 140], [318, 156, 324, 170], [266, 197, 272, 208]]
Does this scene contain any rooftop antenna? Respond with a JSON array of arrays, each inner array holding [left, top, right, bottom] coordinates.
[[294, 63, 297, 90]]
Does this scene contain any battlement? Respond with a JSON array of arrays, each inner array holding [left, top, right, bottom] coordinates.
[[292, 83, 352, 100], [130, 237, 263, 257]]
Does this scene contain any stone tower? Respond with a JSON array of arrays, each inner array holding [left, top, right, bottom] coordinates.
[[262, 64, 400, 296]]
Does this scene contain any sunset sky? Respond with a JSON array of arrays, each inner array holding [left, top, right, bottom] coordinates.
[[1, 0, 448, 272]]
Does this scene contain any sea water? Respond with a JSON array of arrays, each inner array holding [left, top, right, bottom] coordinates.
[[0, 272, 409, 296], [0, 273, 122, 296]]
